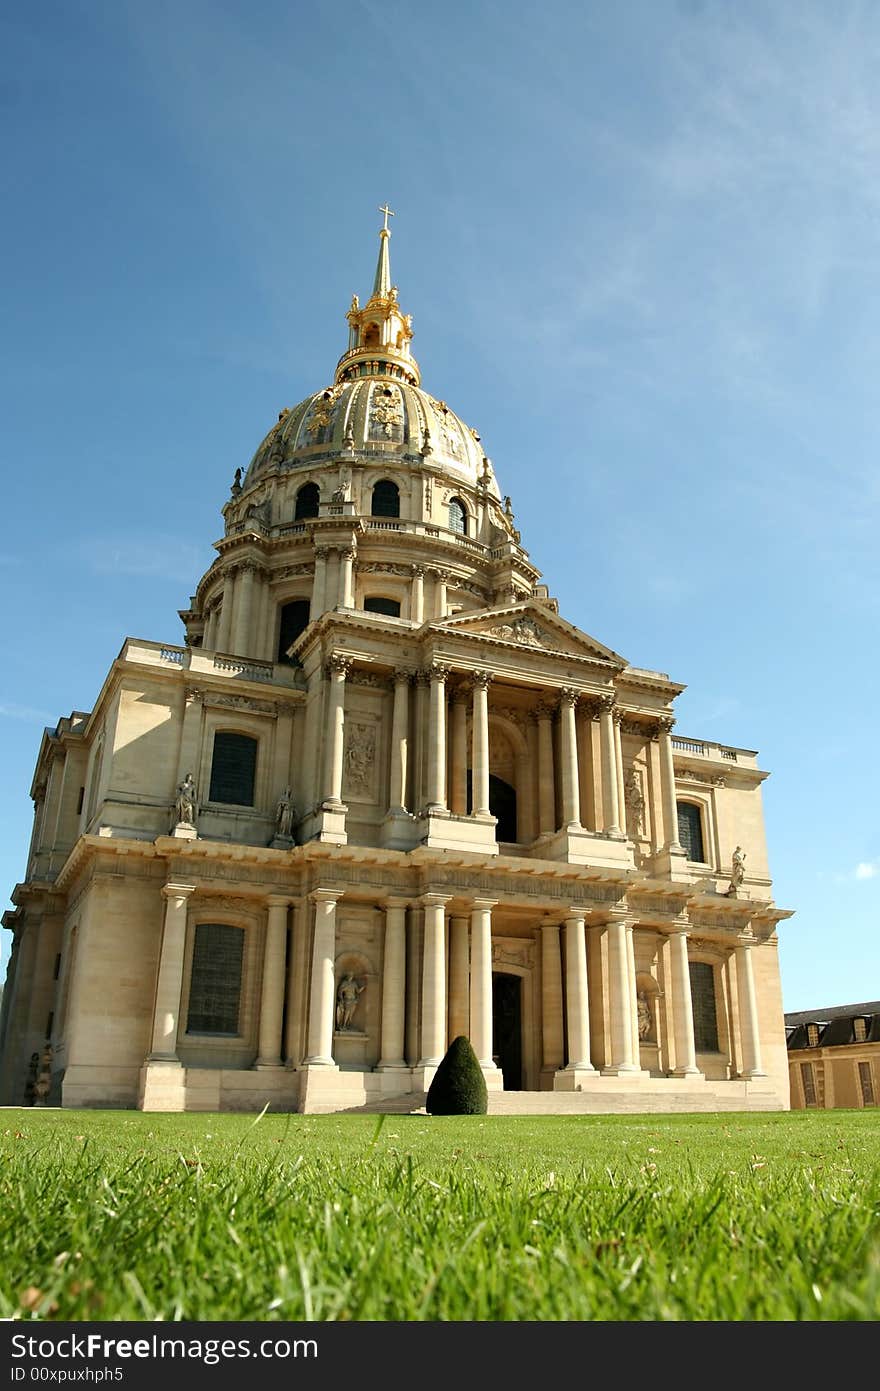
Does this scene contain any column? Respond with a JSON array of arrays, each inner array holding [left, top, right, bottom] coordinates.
[[449, 688, 468, 815], [311, 546, 329, 619], [735, 941, 766, 1078], [668, 926, 701, 1076], [337, 548, 355, 609], [256, 897, 288, 1068], [410, 565, 425, 624], [626, 923, 640, 1064], [613, 708, 627, 834], [426, 665, 448, 812], [412, 671, 429, 813], [204, 604, 218, 651], [559, 690, 582, 829], [434, 569, 448, 619], [577, 703, 597, 831], [322, 656, 349, 806], [658, 717, 683, 851], [541, 921, 564, 1072], [469, 898, 496, 1068], [378, 899, 408, 1069], [471, 672, 492, 817], [447, 915, 470, 1041], [148, 884, 195, 1059], [215, 569, 236, 653], [564, 913, 593, 1071], [536, 702, 556, 834], [526, 715, 540, 842], [231, 561, 258, 657], [598, 697, 622, 836], [420, 894, 450, 1064], [388, 670, 411, 813], [283, 899, 307, 1067], [605, 916, 637, 1072], [304, 890, 339, 1065]]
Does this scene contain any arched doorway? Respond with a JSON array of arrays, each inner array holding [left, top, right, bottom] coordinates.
[[465, 772, 518, 842], [492, 972, 523, 1090]]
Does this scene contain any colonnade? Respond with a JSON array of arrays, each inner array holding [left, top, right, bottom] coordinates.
[[145, 884, 766, 1083]]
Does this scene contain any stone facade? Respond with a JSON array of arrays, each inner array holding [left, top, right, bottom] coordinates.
[[0, 219, 794, 1114]]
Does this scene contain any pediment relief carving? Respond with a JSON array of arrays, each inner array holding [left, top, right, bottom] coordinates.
[[436, 604, 623, 665]]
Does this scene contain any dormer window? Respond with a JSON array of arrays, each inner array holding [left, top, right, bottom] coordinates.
[[807, 1023, 820, 1047], [854, 1017, 868, 1042]]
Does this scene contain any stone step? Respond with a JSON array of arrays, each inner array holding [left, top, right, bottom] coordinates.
[[488, 1089, 780, 1115]]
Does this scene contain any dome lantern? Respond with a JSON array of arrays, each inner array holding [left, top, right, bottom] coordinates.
[[335, 206, 420, 387]]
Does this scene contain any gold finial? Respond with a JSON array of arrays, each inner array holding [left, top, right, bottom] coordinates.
[[378, 203, 395, 232]]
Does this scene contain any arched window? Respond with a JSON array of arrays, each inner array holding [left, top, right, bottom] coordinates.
[[277, 599, 310, 662], [294, 482, 320, 520], [448, 496, 467, 535], [371, 479, 400, 517], [209, 732, 257, 806], [677, 801, 705, 862], [187, 924, 244, 1035], [688, 961, 719, 1052], [362, 323, 380, 349], [363, 596, 401, 617]]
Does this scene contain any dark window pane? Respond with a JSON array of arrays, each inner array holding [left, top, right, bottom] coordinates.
[[677, 802, 705, 861], [295, 483, 320, 520], [364, 596, 401, 617], [858, 1061, 875, 1105], [688, 960, 719, 1052], [800, 1062, 817, 1106], [277, 600, 310, 662], [187, 924, 243, 1034], [448, 497, 467, 535], [209, 732, 257, 805], [371, 479, 400, 517]]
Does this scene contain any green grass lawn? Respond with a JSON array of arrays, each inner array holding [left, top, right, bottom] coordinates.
[[2, 1108, 878, 1321]]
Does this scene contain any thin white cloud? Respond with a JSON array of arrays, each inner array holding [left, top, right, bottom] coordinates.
[[855, 862, 878, 881], [80, 537, 208, 585], [0, 702, 55, 725]]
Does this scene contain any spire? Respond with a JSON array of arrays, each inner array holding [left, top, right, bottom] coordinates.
[[372, 203, 394, 298]]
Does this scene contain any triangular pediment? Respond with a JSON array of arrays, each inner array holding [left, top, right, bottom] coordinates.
[[432, 602, 627, 667]]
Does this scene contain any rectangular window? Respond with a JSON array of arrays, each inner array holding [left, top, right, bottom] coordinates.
[[76, 786, 85, 815], [209, 732, 257, 806], [186, 924, 244, 1035], [688, 960, 719, 1052], [858, 1061, 875, 1106], [53, 953, 62, 981], [853, 1017, 867, 1042], [807, 1023, 820, 1047], [800, 1062, 817, 1107], [45, 1012, 54, 1039], [677, 802, 705, 862]]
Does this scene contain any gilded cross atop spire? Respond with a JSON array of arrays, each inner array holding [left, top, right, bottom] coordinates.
[[372, 204, 395, 299]]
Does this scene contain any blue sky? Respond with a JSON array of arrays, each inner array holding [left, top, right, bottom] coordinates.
[[2, 1, 877, 1011]]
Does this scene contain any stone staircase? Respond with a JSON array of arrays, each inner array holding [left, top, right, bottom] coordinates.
[[333, 1083, 782, 1116]]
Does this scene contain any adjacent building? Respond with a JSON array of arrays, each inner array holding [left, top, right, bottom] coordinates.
[[786, 1002, 879, 1109], [0, 217, 794, 1114]]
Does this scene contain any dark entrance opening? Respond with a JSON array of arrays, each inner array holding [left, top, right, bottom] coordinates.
[[465, 772, 518, 842], [492, 973, 523, 1090]]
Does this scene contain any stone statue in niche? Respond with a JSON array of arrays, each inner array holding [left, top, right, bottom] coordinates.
[[273, 787, 296, 843], [637, 994, 654, 1043], [33, 1043, 53, 1105], [335, 974, 365, 1032], [173, 773, 197, 828], [727, 846, 746, 896], [625, 767, 645, 836]]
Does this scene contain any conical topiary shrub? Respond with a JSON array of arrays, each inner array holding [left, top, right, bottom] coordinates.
[[425, 1035, 488, 1115]]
